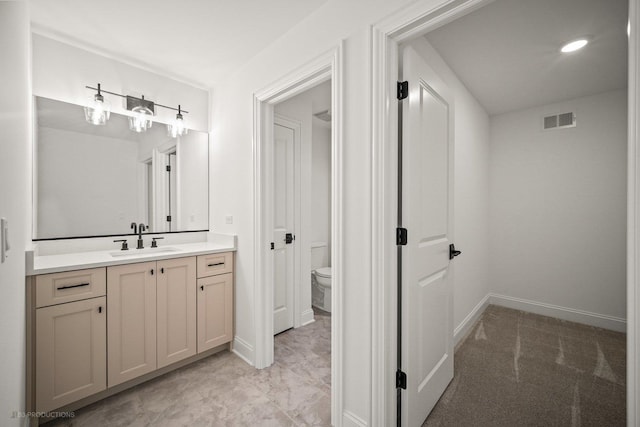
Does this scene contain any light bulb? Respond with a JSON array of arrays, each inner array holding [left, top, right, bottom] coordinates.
[[84, 93, 111, 125], [128, 105, 153, 133]]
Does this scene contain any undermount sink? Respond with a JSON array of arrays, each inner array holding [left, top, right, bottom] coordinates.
[[110, 247, 181, 258]]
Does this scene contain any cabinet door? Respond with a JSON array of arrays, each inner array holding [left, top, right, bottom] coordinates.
[[197, 272, 233, 352], [36, 297, 106, 412], [107, 262, 157, 387], [157, 257, 197, 368]]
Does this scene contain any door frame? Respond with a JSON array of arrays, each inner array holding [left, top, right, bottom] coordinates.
[[273, 114, 303, 331], [253, 44, 343, 426], [370, 0, 639, 425]]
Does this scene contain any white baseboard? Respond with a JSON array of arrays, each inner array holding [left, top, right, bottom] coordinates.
[[489, 293, 627, 333], [300, 308, 315, 326], [343, 410, 368, 427], [231, 336, 255, 366], [454, 294, 490, 345]]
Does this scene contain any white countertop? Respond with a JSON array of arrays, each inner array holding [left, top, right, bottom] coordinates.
[[27, 241, 236, 275]]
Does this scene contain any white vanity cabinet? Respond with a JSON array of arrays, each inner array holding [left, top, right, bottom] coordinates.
[[33, 268, 107, 413], [28, 249, 234, 418]]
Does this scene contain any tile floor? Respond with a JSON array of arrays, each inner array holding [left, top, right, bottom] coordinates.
[[45, 310, 331, 427]]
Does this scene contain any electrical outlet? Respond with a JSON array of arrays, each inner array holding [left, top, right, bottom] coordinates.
[[225, 215, 233, 224]]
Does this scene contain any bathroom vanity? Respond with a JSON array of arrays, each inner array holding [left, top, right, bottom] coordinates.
[[25, 240, 235, 419]]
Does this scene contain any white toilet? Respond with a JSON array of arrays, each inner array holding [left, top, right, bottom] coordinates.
[[311, 243, 331, 312], [312, 267, 332, 312]]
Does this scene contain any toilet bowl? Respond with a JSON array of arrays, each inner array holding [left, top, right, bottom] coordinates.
[[312, 267, 332, 312]]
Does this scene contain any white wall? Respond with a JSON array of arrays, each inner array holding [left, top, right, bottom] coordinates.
[[408, 38, 492, 339], [37, 127, 139, 237], [489, 89, 628, 319], [0, 1, 30, 424], [311, 120, 331, 249], [32, 34, 209, 131], [209, 1, 490, 421]]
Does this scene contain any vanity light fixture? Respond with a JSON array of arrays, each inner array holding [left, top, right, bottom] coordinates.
[[84, 84, 189, 134], [84, 83, 111, 125], [127, 95, 154, 133], [167, 105, 188, 138]]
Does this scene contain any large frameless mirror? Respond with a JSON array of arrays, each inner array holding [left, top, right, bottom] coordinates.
[[33, 96, 209, 240]]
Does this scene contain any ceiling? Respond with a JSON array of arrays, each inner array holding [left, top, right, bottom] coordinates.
[[425, 0, 628, 115], [29, 0, 328, 88]]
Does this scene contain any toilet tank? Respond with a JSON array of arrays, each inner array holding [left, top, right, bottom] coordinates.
[[310, 242, 329, 270]]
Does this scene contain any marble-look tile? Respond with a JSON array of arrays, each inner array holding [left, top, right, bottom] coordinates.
[[44, 309, 332, 427]]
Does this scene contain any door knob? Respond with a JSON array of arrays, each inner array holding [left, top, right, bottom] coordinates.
[[449, 244, 461, 260], [285, 233, 294, 244]]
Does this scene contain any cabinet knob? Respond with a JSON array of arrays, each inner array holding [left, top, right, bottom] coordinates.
[[161, 267, 164, 274], [150, 269, 154, 275], [98, 306, 103, 313], [200, 285, 204, 291]]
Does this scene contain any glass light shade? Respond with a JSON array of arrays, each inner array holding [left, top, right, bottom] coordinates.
[[84, 95, 111, 125], [128, 105, 153, 133], [167, 114, 188, 138]]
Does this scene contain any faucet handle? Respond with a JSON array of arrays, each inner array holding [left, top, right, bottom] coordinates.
[[151, 237, 164, 248], [113, 239, 129, 251]]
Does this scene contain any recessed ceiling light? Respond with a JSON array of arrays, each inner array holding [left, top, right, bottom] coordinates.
[[561, 38, 589, 53]]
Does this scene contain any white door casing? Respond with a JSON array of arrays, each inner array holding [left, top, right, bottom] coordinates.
[[253, 46, 342, 426], [400, 44, 455, 426], [273, 119, 296, 335]]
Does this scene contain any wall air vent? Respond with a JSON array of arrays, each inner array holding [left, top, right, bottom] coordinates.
[[543, 112, 576, 130]]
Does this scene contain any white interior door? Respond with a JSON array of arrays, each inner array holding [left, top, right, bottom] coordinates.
[[400, 44, 455, 426], [273, 120, 295, 335]]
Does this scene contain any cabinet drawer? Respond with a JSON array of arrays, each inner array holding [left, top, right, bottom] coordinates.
[[197, 252, 233, 278], [35, 268, 106, 308]]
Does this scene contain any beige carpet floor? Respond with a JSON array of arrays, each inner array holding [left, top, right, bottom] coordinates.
[[423, 305, 626, 427]]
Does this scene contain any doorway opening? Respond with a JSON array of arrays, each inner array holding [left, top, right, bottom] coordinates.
[[253, 46, 343, 426], [370, 0, 635, 425], [272, 80, 332, 337]]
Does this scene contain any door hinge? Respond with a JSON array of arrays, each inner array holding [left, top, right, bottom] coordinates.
[[166, 165, 171, 172], [166, 215, 172, 222], [397, 81, 408, 100], [396, 369, 407, 389], [270, 242, 274, 250], [396, 227, 408, 245]]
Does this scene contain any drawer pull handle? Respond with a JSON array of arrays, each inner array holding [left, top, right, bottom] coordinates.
[[56, 283, 90, 290], [207, 262, 224, 267]]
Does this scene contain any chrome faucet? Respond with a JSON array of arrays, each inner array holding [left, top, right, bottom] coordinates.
[[137, 223, 147, 249]]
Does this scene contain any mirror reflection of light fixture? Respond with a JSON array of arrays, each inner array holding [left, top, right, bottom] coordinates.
[[84, 83, 111, 125], [167, 105, 188, 138], [84, 84, 189, 134], [127, 95, 154, 133]]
